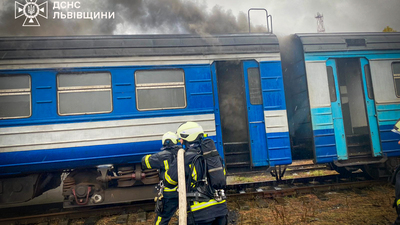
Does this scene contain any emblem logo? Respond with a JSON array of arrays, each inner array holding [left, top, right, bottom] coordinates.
[[15, 0, 48, 27]]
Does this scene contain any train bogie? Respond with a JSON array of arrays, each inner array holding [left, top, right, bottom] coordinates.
[[62, 165, 159, 207]]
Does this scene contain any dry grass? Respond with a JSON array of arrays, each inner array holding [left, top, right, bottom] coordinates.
[[64, 184, 397, 225], [229, 168, 338, 184], [229, 184, 396, 225]]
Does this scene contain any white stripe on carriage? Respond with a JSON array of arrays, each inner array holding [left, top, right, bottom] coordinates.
[[0, 53, 281, 70], [264, 110, 289, 133], [0, 114, 216, 153]]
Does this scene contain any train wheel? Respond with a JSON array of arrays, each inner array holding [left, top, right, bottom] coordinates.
[[362, 164, 381, 179], [385, 157, 400, 176]]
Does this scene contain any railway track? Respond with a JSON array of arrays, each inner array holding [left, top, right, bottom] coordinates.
[[0, 172, 388, 225]]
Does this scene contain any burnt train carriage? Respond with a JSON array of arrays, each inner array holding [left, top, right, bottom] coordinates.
[[282, 32, 400, 177], [0, 33, 291, 206]]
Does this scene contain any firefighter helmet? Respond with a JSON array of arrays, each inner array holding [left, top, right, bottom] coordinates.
[[162, 131, 178, 146], [176, 122, 204, 142]]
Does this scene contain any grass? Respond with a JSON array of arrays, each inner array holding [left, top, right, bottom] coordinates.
[[64, 184, 397, 225], [309, 170, 329, 177], [232, 184, 396, 225], [234, 176, 256, 183]]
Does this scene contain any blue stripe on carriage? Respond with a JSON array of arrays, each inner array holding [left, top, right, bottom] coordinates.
[[314, 129, 338, 163], [376, 104, 400, 126], [380, 125, 400, 157], [311, 107, 334, 131], [260, 61, 287, 111], [304, 50, 400, 61], [310, 108, 337, 163], [266, 132, 292, 166], [376, 103, 400, 157]]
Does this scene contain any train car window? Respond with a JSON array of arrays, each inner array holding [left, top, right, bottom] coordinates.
[[326, 66, 337, 102], [393, 62, 400, 98], [57, 72, 112, 115], [364, 64, 374, 99], [0, 74, 31, 119], [135, 70, 186, 111], [247, 68, 262, 105]]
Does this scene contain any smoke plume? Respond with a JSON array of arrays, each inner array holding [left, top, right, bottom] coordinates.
[[0, 0, 267, 36]]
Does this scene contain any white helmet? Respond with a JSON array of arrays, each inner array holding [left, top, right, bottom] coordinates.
[[162, 131, 178, 146], [176, 122, 204, 142]]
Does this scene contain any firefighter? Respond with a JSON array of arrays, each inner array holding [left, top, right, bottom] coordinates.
[[393, 167, 400, 225], [164, 122, 228, 225], [392, 119, 400, 225], [141, 131, 180, 225]]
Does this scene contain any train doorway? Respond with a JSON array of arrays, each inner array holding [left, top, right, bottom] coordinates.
[[337, 58, 371, 158], [214, 61, 251, 172], [327, 58, 381, 160]]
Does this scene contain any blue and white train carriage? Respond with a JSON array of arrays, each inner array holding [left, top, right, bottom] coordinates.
[[0, 33, 291, 206], [282, 32, 400, 177]]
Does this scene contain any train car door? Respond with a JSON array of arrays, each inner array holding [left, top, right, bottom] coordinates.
[[326, 59, 348, 160], [360, 58, 381, 157], [327, 58, 381, 160], [213, 60, 268, 172], [243, 61, 269, 167]]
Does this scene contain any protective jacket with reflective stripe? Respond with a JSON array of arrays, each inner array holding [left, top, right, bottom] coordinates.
[[141, 145, 180, 197], [163, 143, 228, 223]]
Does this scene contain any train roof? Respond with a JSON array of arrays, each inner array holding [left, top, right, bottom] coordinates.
[[295, 32, 400, 53], [0, 33, 279, 60]]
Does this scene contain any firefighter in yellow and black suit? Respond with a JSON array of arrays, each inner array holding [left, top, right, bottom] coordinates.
[[164, 122, 228, 225], [141, 132, 180, 225], [391, 119, 400, 225]]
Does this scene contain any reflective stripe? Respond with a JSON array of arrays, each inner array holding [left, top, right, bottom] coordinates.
[[189, 164, 197, 181], [164, 186, 178, 192], [190, 199, 226, 212], [208, 167, 223, 173], [145, 154, 152, 169], [156, 216, 162, 225], [164, 160, 169, 170], [193, 166, 197, 181], [165, 170, 177, 185], [203, 149, 217, 155], [397, 199, 400, 207]]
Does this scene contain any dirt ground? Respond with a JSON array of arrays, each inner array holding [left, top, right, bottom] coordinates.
[[76, 183, 397, 225]]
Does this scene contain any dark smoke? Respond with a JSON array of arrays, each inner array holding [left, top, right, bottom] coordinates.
[[0, 0, 267, 36]]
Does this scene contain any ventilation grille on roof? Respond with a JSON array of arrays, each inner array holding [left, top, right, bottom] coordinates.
[[345, 39, 366, 47]]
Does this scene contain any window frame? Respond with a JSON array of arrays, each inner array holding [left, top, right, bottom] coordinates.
[[134, 69, 187, 111], [247, 67, 263, 105], [364, 64, 374, 100], [392, 62, 400, 98], [56, 72, 113, 116], [326, 66, 337, 103], [0, 74, 32, 120]]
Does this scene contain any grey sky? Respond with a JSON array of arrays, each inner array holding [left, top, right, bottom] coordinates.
[[0, 0, 399, 36], [227, 0, 400, 36]]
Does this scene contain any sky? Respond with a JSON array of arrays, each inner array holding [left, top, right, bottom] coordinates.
[[0, 0, 399, 37]]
